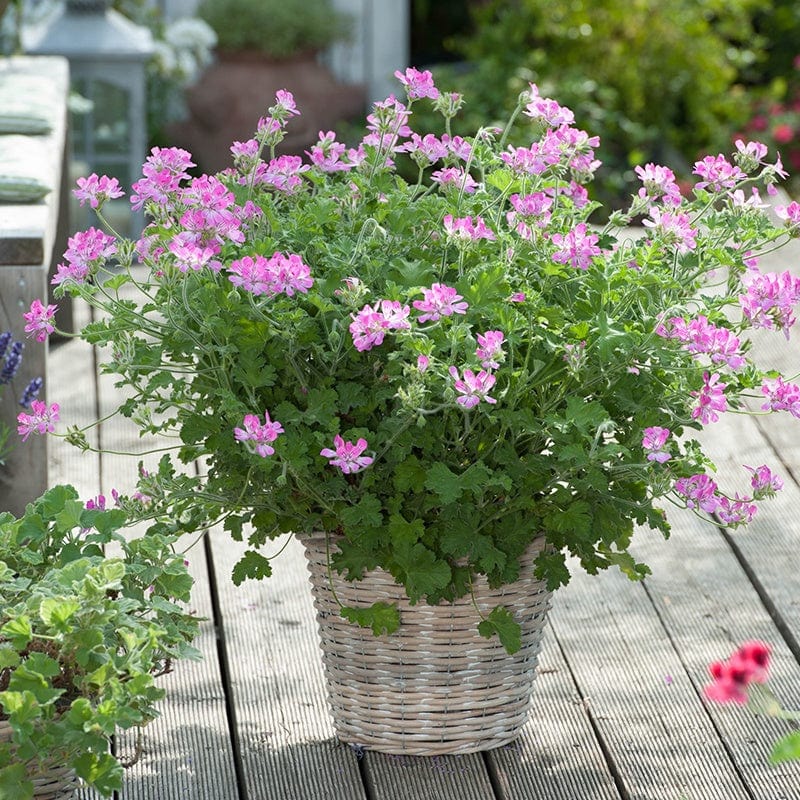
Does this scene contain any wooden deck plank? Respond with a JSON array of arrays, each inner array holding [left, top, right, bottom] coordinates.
[[632, 506, 800, 799], [487, 624, 620, 800], [549, 561, 755, 800], [207, 532, 368, 800]]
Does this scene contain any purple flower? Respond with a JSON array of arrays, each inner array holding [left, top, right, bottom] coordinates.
[[0, 340, 23, 384], [17, 400, 59, 441], [19, 376, 43, 408], [234, 410, 284, 458], [642, 426, 671, 463], [320, 435, 373, 474], [449, 366, 497, 408], [716, 495, 757, 526]]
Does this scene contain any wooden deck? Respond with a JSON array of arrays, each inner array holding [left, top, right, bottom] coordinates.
[[47, 239, 800, 799]]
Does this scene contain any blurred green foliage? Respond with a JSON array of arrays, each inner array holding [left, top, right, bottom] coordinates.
[[417, 0, 772, 208]]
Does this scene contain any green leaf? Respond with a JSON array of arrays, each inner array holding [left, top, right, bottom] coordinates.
[[0, 645, 19, 671], [393, 455, 426, 493], [340, 602, 400, 636], [231, 550, 273, 585], [478, 606, 522, 654], [0, 763, 33, 800], [770, 730, 800, 764], [424, 463, 463, 505], [39, 598, 81, 631], [393, 541, 451, 603], [1, 617, 31, 650], [339, 494, 383, 530], [73, 751, 124, 797]]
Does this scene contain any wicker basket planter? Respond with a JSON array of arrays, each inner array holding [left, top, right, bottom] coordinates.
[[301, 533, 553, 755], [0, 721, 80, 799]]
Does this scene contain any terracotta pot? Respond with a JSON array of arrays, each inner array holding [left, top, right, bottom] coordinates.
[[167, 53, 365, 174]]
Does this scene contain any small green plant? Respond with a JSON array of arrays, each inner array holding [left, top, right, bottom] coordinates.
[[196, 0, 349, 59], [0, 485, 200, 798]]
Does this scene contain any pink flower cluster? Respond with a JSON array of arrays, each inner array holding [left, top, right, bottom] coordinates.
[[704, 641, 771, 705], [23, 299, 57, 342], [228, 252, 313, 298], [430, 166, 478, 194], [320, 435, 373, 474], [506, 192, 553, 240], [691, 372, 727, 424], [443, 214, 495, 241], [307, 131, 364, 173], [394, 67, 439, 101], [656, 315, 745, 370], [475, 330, 505, 370], [52, 226, 117, 286], [551, 223, 601, 270], [234, 410, 284, 458], [635, 163, 682, 206], [131, 146, 195, 211], [761, 376, 800, 417], [642, 426, 671, 463], [673, 467, 778, 525], [413, 283, 468, 323], [693, 155, 746, 192], [739, 268, 800, 337], [17, 400, 59, 441], [642, 207, 697, 254], [349, 300, 411, 352], [448, 366, 497, 409], [72, 173, 124, 209], [523, 83, 575, 128]]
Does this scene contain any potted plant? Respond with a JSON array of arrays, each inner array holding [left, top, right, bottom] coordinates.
[[20, 70, 799, 754], [168, 0, 362, 174], [0, 484, 200, 798]]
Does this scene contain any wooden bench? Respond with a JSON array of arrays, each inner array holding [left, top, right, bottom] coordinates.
[[0, 55, 69, 516]]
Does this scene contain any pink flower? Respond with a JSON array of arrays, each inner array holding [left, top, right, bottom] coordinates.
[[394, 67, 439, 101], [443, 214, 496, 242], [475, 330, 505, 370], [761, 376, 800, 417], [745, 464, 783, 499], [657, 315, 745, 370], [350, 304, 390, 352], [234, 410, 284, 458], [308, 130, 353, 173], [740, 268, 800, 337], [449, 366, 497, 408], [551, 223, 601, 270], [691, 372, 727, 424], [17, 400, 59, 441], [320, 434, 373, 474], [272, 89, 300, 117], [23, 299, 57, 342], [430, 167, 478, 194], [507, 192, 552, 239], [413, 283, 468, 322], [52, 227, 118, 286], [72, 173, 124, 209], [168, 239, 222, 273], [674, 474, 718, 513], [642, 207, 697, 254], [509, 292, 526, 303], [715, 494, 757, 526], [775, 201, 800, 227], [693, 155, 746, 192], [228, 255, 276, 296], [416, 355, 429, 373], [379, 300, 411, 330], [523, 83, 575, 128], [635, 163, 682, 206], [642, 426, 671, 463], [228, 252, 313, 297], [704, 641, 771, 705]]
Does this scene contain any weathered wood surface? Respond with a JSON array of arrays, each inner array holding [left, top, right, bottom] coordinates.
[[45, 279, 800, 799], [0, 55, 70, 516]]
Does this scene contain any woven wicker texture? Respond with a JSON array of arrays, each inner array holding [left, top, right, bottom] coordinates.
[[301, 533, 553, 755], [0, 721, 80, 799]]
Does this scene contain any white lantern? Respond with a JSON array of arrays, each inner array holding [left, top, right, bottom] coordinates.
[[23, 0, 154, 236]]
